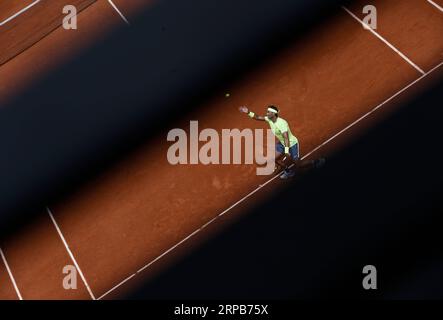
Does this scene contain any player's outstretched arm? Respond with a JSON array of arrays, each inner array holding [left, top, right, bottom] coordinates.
[[239, 106, 265, 121]]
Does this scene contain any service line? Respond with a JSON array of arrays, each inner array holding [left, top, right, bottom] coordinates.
[[107, 0, 130, 25], [47, 207, 96, 300], [0, 247, 23, 300], [0, 0, 42, 26], [427, 0, 443, 12], [342, 6, 425, 75]]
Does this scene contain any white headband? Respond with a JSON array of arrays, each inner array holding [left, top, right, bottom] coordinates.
[[267, 107, 278, 114]]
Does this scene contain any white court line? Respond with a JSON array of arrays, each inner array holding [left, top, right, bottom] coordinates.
[[0, 248, 23, 300], [97, 274, 136, 299], [0, 0, 42, 26], [47, 207, 96, 300], [342, 6, 425, 75], [97, 61, 443, 300], [302, 61, 443, 159], [107, 0, 130, 25], [427, 0, 443, 12]]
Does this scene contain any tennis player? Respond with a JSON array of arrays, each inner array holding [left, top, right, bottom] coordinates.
[[239, 105, 324, 178]]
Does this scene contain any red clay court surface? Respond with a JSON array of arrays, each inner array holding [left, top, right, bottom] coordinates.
[[0, 0, 442, 299]]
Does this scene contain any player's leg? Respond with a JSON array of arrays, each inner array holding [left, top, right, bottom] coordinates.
[[274, 142, 288, 171], [280, 143, 299, 179]]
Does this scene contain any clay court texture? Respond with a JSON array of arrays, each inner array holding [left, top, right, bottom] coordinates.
[[0, 0, 443, 299]]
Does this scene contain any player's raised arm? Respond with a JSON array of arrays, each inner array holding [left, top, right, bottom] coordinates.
[[238, 106, 266, 121]]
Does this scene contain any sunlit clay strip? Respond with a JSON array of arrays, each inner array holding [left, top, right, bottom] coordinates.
[[0, 0, 42, 26], [97, 61, 443, 300]]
